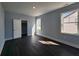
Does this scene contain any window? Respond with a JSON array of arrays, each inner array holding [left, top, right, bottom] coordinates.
[[36, 18, 41, 32], [61, 10, 78, 34]]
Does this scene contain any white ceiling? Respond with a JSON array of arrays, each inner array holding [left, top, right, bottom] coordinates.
[[2, 2, 74, 16]]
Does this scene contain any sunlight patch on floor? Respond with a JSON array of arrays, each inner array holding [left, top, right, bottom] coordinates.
[[38, 40, 59, 45]]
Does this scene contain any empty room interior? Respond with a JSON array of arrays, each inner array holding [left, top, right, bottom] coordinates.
[[1, 2, 79, 56]]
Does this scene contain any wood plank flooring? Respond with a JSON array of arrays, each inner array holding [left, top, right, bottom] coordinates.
[[1, 35, 79, 56]]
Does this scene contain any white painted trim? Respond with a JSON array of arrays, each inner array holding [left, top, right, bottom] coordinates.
[[36, 33, 79, 49]]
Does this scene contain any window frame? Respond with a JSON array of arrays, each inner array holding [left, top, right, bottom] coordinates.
[[61, 9, 79, 34]]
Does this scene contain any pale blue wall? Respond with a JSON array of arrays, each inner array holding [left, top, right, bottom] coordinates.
[[36, 3, 79, 48], [5, 11, 35, 40], [0, 3, 5, 54]]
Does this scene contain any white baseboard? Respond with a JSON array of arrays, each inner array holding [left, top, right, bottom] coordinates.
[[36, 33, 79, 49]]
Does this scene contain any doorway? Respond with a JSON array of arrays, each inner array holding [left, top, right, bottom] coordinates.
[[22, 21, 27, 37]]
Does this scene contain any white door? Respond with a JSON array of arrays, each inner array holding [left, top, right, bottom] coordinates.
[[13, 19, 21, 39]]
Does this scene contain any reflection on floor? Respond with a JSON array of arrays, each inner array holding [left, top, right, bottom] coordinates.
[[38, 40, 59, 45], [1, 35, 79, 56]]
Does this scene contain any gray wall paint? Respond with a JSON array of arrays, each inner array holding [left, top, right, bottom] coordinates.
[[0, 3, 5, 54], [5, 11, 35, 40], [36, 3, 79, 48]]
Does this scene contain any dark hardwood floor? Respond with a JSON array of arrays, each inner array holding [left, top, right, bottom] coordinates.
[[1, 35, 79, 56]]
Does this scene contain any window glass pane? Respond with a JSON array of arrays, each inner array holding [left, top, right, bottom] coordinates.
[[36, 18, 41, 32], [63, 11, 78, 23], [62, 23, 77, 34], [64, 17, 70, 22], [62, 10, 74, 18], [69, 11, 78, 22], [61, 10, 78, 34]]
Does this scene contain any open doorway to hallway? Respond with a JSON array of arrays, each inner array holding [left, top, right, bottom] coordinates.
[[22, 21, 27, 37]]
